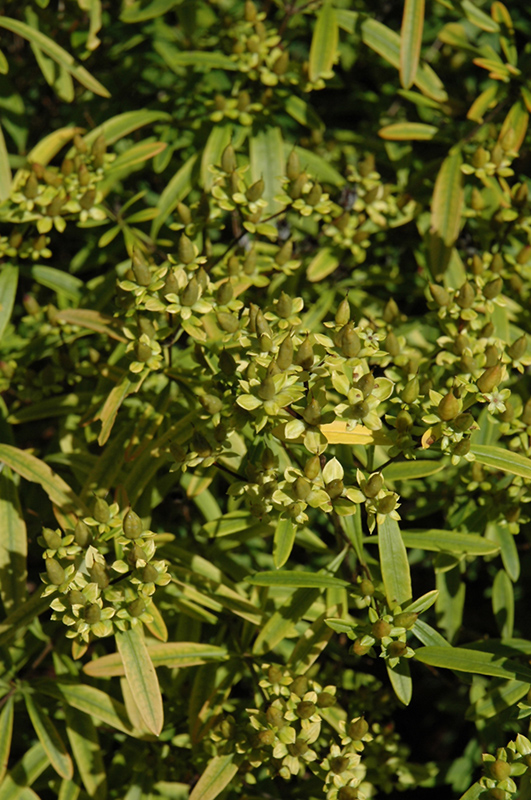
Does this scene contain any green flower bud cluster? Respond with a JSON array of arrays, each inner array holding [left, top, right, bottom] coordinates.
[[478, 736, 531, 799], [41, 499, 170, 648]]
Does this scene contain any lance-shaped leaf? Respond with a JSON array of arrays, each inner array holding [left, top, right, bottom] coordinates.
[[382, 459, 445, 481], [0, 696, 14, 785], [64, 705, 106, 800], [0, 122, 11, 201], [121, 0, 185, 23], [84, 641, 229, 677], [273, 518, 296, 569], [309, 1, 338, 82], [0, 587, 49, 648], [0, 17, 109, 97], [0, 467, 27, 613], [151, 152, 198, 237], [489, 521, 519, 581], [461, 0, 499, 32], [321, 421, 392, 446], [250, 126, 285, 214], [431, 149, 463, 248], [253, 587, 320, 655], [466, 679, 529, 720], [378, 516, 412, 608], [0, 742, 49, 800], [28, 126, 84, 165], [116, 628, 164, 736], [288, 612, 334, 673], [37, 680, 137, 736], [307, 247, 339, 282], [492, 568, 514, 639], [81, 110, 171, 150], [415, 645, 531, 682], [201, 123, 232, 190], [400, 0, 425, 89], [189, 754, 239, 800], [400, 529, 499, 555], [0, 264, 18, 341], [379, 121, 437, 140], [246, 571, 350, 589], [154, 40, 237, 73], [470, 444, 531, 480], [498, 98, 529, 153], [387, 659, 413, 705], [24, 692, 73, 780]]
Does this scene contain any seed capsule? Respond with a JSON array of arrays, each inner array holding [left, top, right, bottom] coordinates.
[[246, 179, 265, 202], [276, 292, 293, 319], [181, 277, 200, 307], [265, 706, 284, 727], [456, 282, 475, 309], [371, 619, 392, 639], [338, 322, 361, 358], [200, 394, 223, 415], [335, 297, 350, 326], [215, 281, 233, 305], [258, 729, 275, 746], [438, 391, 460, 421], [286, 150, 300, 181], [132, 252, 152, 286], [378, 494, 396, 514], [393, 611, 418, 629], [42, 528, 62, 550], [326, 479, 344, 500], [491, 252, 505, 271], [255, 310, 271, 338], [485, 344, 499, 367], [477, 364, 502, 393], [306, 183, 322, 206], [84, 603, 101, 624], [78, 163, 90, 186], [290, 675, 309, 697], [221, 143, 237, 173], [429, 283, 449, 306], [216, 312, 239, 333], [489, 760, 511, 781], [128, 598, 146, 617], [61, 157, 74, 176], [295, 337, 314, 370], [275, 241, 293, 266], [304, 456, 321, 480], [123, 509, 144, 540], [219, 349, 237, 375], [135, 341, 152, 362], [178, 234, 195, 265], [68, 590, 86, 606], [93, 497, 110, 524], [74, 134, 88, 153], [296, 701, 316, 719], [303, 398, 322, 425], [508, 334, 527, 360], [273, 50, 289, 75], [388, 641, 407, 658], [453, 413, 474, 432], [88, 562, 109, 589], [384, 331, 400, 357], [359, 578, 375, 596], [74, 521, 93, 548], [483, 277, 503, 299], [363, 473, 383, 498], [294, 477, 311, 501], [46, 558, 65, 585], [192, 432, 212, 457], [257, 377, 276, 401], [401, 377, 419, 405], [289, 172, 308, 199], [352, 639, 371, 656], [338, 787, 359, 800]]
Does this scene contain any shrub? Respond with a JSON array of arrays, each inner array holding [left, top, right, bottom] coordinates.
[[1, 1, 531, 799]]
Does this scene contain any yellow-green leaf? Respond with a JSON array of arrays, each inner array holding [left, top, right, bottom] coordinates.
[[382, 459, 445, 481], [461, 0, 500, 32], [151, 153, 198, 238], [321, 421, 392, 446], [0, 123, 12, 200], [201, 123, 232, 190], [83, 642, 230, 677], [250, 126, 285, 214], [38, 681, 137, 737], [116, 627, 164, 736], [82, 110, 171, 150], [470, 444, 531, 480], [273, 518, 296, 569], [121, 0, 181, 22], [0, 264, 18, 341], [309, 1, 338, 82], [467, 82, 500, 122], [288, 612, 334, 674], [415, 645, 531, 682], [64, 706, 106, 800], [387, 659, 412, 705], [400, 529, 499, 555], [246, 571, 350, 589], [307, 247, 339, 282], [189, 754, 239, 800], [431, 150, 463, 247], [400, 0, 425, 89], [0, 742, 48, 800], [498, 98, 529, 152], [24, 693, 73, 780], [378, 516, 412, 608], [466, 679, 529, 720], [154, 41, 237, 72], [252, 587, 320, 655], [0, 467, 27, 613], [27, 126, 84, 166], [492, 568, 514, 638], [0, 696, 14, 785], [379, 121, 437, 140], [0, 587, 49, 648]]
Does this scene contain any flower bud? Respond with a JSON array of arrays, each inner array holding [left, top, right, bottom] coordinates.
[[453, 413, 474, 432], [387, 640, 408, 658], [438, 391, 460, 421], [317, 691, 336, 708], [43, 528, 62, 550], [384, 331, 400, 357], [132, 252, 152, 286], [429, 283, 449, 306], [217, 312, 239, 333], [289, 172, 308, 199], [363, 473, 383, 498], [348, 717, 369, 740], [246, 179, 265, 202], [181, 277, 200, 307], [508, 334, 527, 360], [401, 377, 419, 405], [304, 456, 321, 480], [483, 277, 503, 299], [477, 364, 502, 393], [275, 241, 293, 266], [79, 188, 96, 209], [303, 398, 322, 425], [178, 234, 195, 265], [84, 603, 101, 624], [45, 558, 65, 585], [491, 252, 505, 272], [286, 150, 300, 181], [68, 590, 86, 606], [296, 701, 316, 719], [378, 494, 396, 514], [258, 377, 276, 401], [485, 344, 499, 367], [371, 619, 392, 639], [61, 157, 74, 176], [276, 292, 293, 318], [456, 282, 475, 309], [93, 497, 110, 524], [393, 611, 418, 629], [221, 143, 237, 173], [489, 760, 511, 781], [128, 598, 146, 617], [352, 639, 371, 656], [74, 520, 93, 548], [135, 341, 152, 362], [265, 705, 284, 727], [88, 562, 109, 589], [338, 322, 361, 358], [295, 337, 314, 370], [326, 479, 344, 500], [306, 183, 322, 206], [123, 509, 143, 540]]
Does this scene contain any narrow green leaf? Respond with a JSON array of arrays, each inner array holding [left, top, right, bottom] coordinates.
[[284, 95, 324, 130], [467, 82, 500, 122], [0, 742, 48, 800], [154, 41, 237, 73], [431, 150, 463, 247], [382, 459, 445, 481], [400, 529, 499, 555], [81, 428, 130, 502], [246, 571, 349, 589], [386, 659, 412, 705], [24, 693, 73, 780], [0, 444, 86, 515], [58, 780, 80, 800], [30, 265, 83, 300], [0, 17, 110, 97], [309, 1, 338, 82], [8, 393, 91, 425], [471, 444, 531, 480], [116, 627, 164, 736], [288, 612, 334, 673], [0, 587, 49, 648], [489, 521, 519, 582], [492, 569, 514, 639], [121, 0, 181, 22], [436, 566, 465, 643], [0, 696, 14, 785], [253, 588, 320, 655], [0, 122, 12, 200], [55, 309, 126, 342], [37, 681, 136, 736], [201, 123, 232, 190], [0, 467, 27, 613], [0, 264, 18, 341], [400, 0, 425, 89], [0, 48, 8, 74], [64, 705, 106, 800], [402, 589, 439, 615], [415, 645, 531, 682], [83, 642, 229, 677], [379, 121, 437, 140], [458, 783, 485, 800], [27, 126, 84, 166], [250, 126, 285, 214], [96, 377, 133, 446], [273, 518, 296, 569], [151, 153, 198, 237], [466, 679, 529, 720], [307, 246, 339, 282], [288, 144, 345, 187], [378, 516, 412, 608], [189, 754, 239, 800], [82, 110, 171, 150], [461, 0, 500, 32], [412, 618, 451, 648], [498, 98, 529, 152]]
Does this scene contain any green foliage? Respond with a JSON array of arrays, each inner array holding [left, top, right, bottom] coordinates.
[[2, 1, 531, 798]]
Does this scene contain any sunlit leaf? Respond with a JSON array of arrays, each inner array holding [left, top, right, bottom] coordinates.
[[470, 444, 531, 480], [400, 0, 425, 90], [379, 122, 437, 140], [415, 645, 531, 681], [0, 467, 27, 613], [116, 627, 164, 736], [84, 641, 229, 677], [273, 518, 296, 569], [492, 568, 514, 639], [378, 516, 412, 608], [24, 692, 73, 780], [0, 265, 17, 343], [309, 1, 338, 83], [431, 149, 463, 247], [189, 754, 239, 800]]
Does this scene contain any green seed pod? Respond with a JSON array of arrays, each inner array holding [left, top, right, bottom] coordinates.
[[296, 701, 316, 719], [74, 133, 88, 153], [438, 391, 460, 421], [217, 312, 239, 333], [352, 639, 371, 656], [289, 172, 308, 200], [387, 640, 408, 658], [363, 473, 383, 498], [265, 705, 284, 727], [45, 558, 65, 585], [396, 409, 414, 432], [378, 494, 397, 514], [258, 729, 275, 746], [78, 163, 90, 186], [267, 665, 284, 683], [472, 146, 489, 168], [128, 598, 147, 617], [508, 334, 527, 360], [132, 252, 152, 286], [176, 201, 192, 225], [355, 373, 374, 399], [477, 364, 502, 393], [135, 341, 152, 362], [453, 438, 471, 456], [163, 269, 180, 296], [500, 402, 514, 423], [514, 182, 528, 206], [255, 310, 271, 338], [215, 281, 233, 306], [68, 589, 86, 606], [219, 349, 237, 375], [42, 528, 62, 550], [245, 0, 258, 21], [454, 334, 470, 356], [384, 331, 400, 356], [237, 90, 251, 110], [303, 398, 322, 425], [335, 297, 350, 326], [74, 520, 93, 548], [200, 394, 223, 415], [459, 355, 476, 374], [79, 189, 96, 210], [193, 431, 213, 457], [275, 242, 293, 268], [306, 183, 322, 206], [358, 154, 375, 177], [326, 479, 344, 500], [338, 787, 359, 800], [401, 377, 419, 405], [339, 323, 361, 358], [257, 376, 276, 401], [371, 619, 392, 639], [91, 134, 107, 167], [348, 717, 369, 740], [483, 277, 503, 299], [329, 757, 349, 775], [123, 509, 144, 540], [333, 212, 350, 232], [286, 150, 300, 181], [470, 187, 484, 210], [393, 611, 418, 629], [485, 344, 499, 368], [429, 283, 449, 306], [33, 234, 47, 252], [178, 234, 195, 265], [61, 157, 74, 176], [304, 456, 321, 480], [489, 760, 511, 781], [273, 50, 289, 75], [181, 277, 200, 307], [456, 282, 475, 309], [276, 292, 292, 319], [93, 497, 110, 524], [47, 195, 65, 216], [359, 578, 375, 596], [491, 143, 503, 166], [491, 252, 504, 272], [137, 318, 156, 341], [470, 254, 483, 275], [246, 179, 265, 202], [128, 544, 147, 566], [383, 298, 399, 323], [294, 476, 312, 501], [290, 675, 309, 697], [84, 603, 101, 624], [488, 789, 506, 800], [295, 338, 314, 370], [88, 562, 109, 589], [288, 738, 309, 757], [453, 413, 474, 432], [260, 334, 273, 353]]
